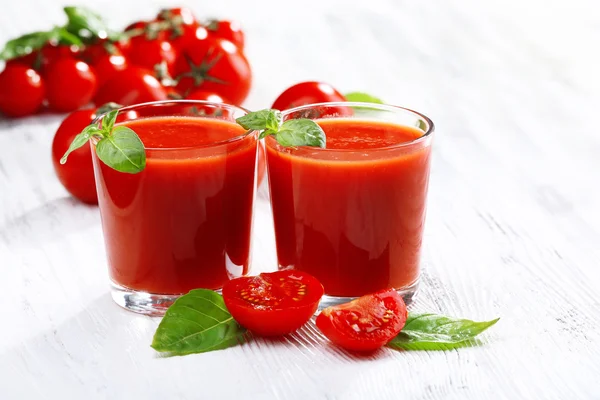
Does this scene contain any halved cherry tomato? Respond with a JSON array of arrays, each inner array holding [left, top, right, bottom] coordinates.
[[51, 108, 98, 204], [222, 270, 324, 336], [271, 81, 346, 110], [174, 37, 252, 105], [94, 67, 168, 106], [316, 289, 407, 352], [45, 58, 97, 112], [0, 64, 45, 117], [205, 20, 245, 50], [80, 43, 128, 85]]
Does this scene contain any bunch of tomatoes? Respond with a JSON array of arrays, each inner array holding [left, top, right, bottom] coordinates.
[[0, 7, 250, 117]]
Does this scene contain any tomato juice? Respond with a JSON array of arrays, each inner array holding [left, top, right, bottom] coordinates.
[[266, 116, 432, 298], [93, 115, 257, 295]]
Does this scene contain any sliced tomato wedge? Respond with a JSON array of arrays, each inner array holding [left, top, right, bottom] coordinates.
[[222, 270, 324, 336], [316, 289, 407, 351]]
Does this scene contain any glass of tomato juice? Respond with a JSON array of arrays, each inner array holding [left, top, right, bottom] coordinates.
[[266, 102, 434, 306], [91, 101, 258, 315]]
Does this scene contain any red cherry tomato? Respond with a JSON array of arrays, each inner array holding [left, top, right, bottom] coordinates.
[[124, 20, 168, 42], [94, 67, 168, 106], [5, 52, 38, 69], [0, 64, 45, 117], [128, 36, 178, 76], [156, 7, 197, 25], [272, 81, 346, 111], [51, 108, 98, 204], [40, 44, 81, 73], [174, 37, 251, 105], [316, 289, 407, 352], [80, 43, 128, 86], [45, 59, 97, 112], [222, 270, 324, 336], [205, 20, 245, 50], [167, 23, 207, 52], [185, 89, 228, 103]]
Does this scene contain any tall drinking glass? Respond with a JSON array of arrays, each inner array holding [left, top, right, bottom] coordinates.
[[91, 101, 258, 315], [265, 102, 434, 306]]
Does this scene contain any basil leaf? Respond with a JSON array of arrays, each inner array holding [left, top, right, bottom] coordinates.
[[95, 126, 146, 173], [276, 119, 326, 148], [59, 125, 100, 164], [63, 6, 123, 42], [236, 109, 281, 131], [388, 313, 500, 351], [344, 92, 384, 104], [101, 109, 119, 133], [151, 289, 246, 355]]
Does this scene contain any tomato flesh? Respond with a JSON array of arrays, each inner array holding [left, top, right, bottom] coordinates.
[[222, 271, 324, 336], [316, 289, 407, 351]]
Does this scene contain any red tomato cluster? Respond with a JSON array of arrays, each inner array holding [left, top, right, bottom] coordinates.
[[222, 270, 408, 352], [0, 7, 251, 117]]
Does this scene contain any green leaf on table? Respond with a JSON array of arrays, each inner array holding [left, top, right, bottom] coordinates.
[[63, 6, 123, 42], [95, 126, 146, 174], [236, 109, 281, 131], [59, 125, 101, 164], [345, 92, 384, 104], [151, 289, 246, 355], [388, 313, 499, 351], [276, 119, 326, 148]]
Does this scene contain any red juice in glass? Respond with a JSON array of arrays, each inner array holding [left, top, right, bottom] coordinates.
[[266, 103, 434, 306], [91, 101, 258, 315]]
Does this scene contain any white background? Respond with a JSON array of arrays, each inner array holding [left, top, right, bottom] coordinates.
[[1, 0, 599, 398]]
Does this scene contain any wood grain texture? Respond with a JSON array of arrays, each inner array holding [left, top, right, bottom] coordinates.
[[1, 0, 599, 398]]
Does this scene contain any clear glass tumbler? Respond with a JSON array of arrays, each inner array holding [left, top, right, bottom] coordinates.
[[265, 102, 434, 307], [91, 101, 258, 315]]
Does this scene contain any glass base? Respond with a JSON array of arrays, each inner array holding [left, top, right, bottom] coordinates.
[[318, 279, 419, 309], [110, 282, 183, 316]]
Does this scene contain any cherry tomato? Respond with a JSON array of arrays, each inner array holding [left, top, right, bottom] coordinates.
[[45, 59, 97, 112], [124, 20, 168, 42], [316, 289, 407, 352], [185, 89, 228, 103], [5, 52, 38, 69], [174, 37, 251, 105], [0, 64, 45, 117], [94, 67, 168, 106], [222, 270, 324, 336], [51, 108, 98, 204], [40, 44, 81, 73], [128, 36, 178, 76], [167, 23, 207, 52], [80, 43, 128, 85], [157, 7, 197, 25], [205, 20, 245, 50], [272, 81, 346, 111]]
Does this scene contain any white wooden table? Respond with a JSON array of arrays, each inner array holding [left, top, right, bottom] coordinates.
[[1, 0, 599, 398]]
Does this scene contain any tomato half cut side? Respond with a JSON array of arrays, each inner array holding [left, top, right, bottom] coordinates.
[[222, 270, 324, 336], [316, 289, 407, 352]]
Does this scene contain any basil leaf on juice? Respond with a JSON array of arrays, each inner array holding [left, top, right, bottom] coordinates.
[[277, 119, 326, 148], [96, 126, 146, 174], [61, 109, 147, 174], [236, 109, 326, 148], [151, 289, 247, 355], [344, 92, 384, 104], [388, 313, 500, 351]]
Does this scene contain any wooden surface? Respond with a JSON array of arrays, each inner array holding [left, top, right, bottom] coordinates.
[[1, 0, 599, 398]]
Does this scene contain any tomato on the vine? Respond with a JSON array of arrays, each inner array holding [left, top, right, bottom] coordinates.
[[39, 44, 81, 73], [0, 64, 45, 117], [94, 67, 168, 106], [80, 43, 128, 85], [128, 36, 178, 76], [157, 7, 197, 25], [271, 81, 346, 111], [316, 289, 407, 352], [45, 58, 97, 112], [205, 20, 245, 50], [174, 37, 251, 105], [51, 108, 100, 204], [185, 89, 228, 103], [222, 270, 324, 336]]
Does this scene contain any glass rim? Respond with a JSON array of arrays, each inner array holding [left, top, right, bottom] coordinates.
[[269, 101, 435, 152], [92, 100, 255, 151]]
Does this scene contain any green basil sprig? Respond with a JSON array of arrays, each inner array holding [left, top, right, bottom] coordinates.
[[0, 27, 81, 60], [63, 6, 124, 42], [388, 313, 500, 350], [236, 109, 326, 148], [61, 109, 146, 174], [151, 290, 247, 356]]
